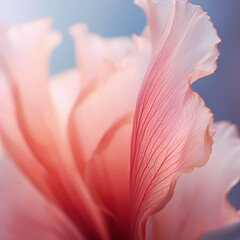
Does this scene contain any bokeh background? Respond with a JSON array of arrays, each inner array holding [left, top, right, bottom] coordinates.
[[0, 0, 239, 237]]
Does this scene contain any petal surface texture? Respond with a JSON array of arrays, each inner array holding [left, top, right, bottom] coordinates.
[[0, 20, 108, 240], [130, 0, 220, 239], [86, 113, 133, 239], [0, 144, 83, 240], [146, 122, 240, 240], [68, 26, 151, 174], [70, 24, 133, 85], [50, 69, 80, 134]]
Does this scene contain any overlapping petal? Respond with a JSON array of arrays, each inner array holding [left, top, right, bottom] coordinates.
[[68, 27, 151, 174], [0, 20, 108, 240], [50, 69, 80, 134], [70, 24, 133, 85], [0, 144, 83, 240], [130, 0, 220, 239], [0, 1, 231, 240], [86, 113, 133, 239], [146, 122, 240, 240]]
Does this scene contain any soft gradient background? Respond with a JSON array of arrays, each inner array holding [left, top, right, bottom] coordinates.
[[0, 0, 239, 237]]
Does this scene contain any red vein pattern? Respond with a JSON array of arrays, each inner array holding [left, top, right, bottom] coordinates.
[[146, 122, 240, 240], [130, 1, 220, 239]]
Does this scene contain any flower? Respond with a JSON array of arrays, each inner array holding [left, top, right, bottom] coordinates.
[[0, 0, 239, 239]]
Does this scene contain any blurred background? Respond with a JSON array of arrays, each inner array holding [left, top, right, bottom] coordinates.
[[0, 0, 239, 228]]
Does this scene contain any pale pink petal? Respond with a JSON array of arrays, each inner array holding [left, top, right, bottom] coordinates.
[[68, 31, 151, 174], [70, 24, 133, 85], [0, 68, 52, 200], [86, 113, 133, 239], [50, 69, 80, 134], [146, 122, 240, 240], [0, 20, 108, 240], [130, 0, 220, 239], [0, 142, 84, 240]]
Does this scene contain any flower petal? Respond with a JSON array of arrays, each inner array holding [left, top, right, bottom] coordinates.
[[86, 113, 133, 239], [0, 20, 108, 240], [0, 68, 52, 200], [70, 24, 133, 85], [68, 30, 151, 174], [146, 122, 240, 240], [0, 144, 84, 240], [130, 0, 220, 239], [50, 69, 80, 134]]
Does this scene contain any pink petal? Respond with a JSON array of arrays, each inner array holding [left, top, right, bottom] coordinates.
[[146, 122, 240, 240], [86, 113, 133, 239], [50, 69, 80, 134], [68, 28, 151, 174], [0, 67, 51, 200], [0, 20, 108, 240], [0, 144, 83, 240], [202, 222, 240, 240], [70, 24, 133, 85], [130, 1, 220, 239]]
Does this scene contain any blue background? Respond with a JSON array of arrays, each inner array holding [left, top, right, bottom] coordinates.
[[0, 0, 239, 233]]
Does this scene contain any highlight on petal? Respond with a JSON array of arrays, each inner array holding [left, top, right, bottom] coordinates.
[[86, 113, 133, 239], [0, 20, 109, 240], [146, 122, 240, 240], [50, 69, 80, 133], [0, 144, 83, 240], [130, 0, 220, 239], [68, 28, 151, 174], [70, 24, 133, 85]]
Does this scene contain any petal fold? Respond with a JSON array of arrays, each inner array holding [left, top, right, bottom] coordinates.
[[86, 113, 133, 239], [130, 0, 220, 239], [146, 122, 240, 240], [0, 20, 108, 240], [0, 145, 84, 240], [50, 69, 80, 134], [70, 24, 133, 85], [68, 28, 151, 174]]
